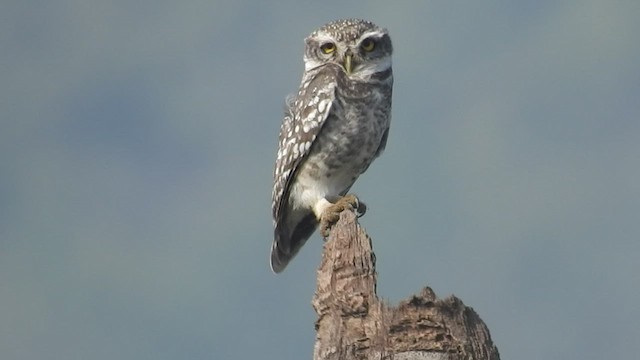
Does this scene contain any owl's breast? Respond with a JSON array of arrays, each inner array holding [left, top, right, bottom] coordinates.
[[290, 101, 389, 209]]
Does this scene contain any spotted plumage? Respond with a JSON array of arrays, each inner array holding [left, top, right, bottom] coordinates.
[[271, 19, 393, 273]]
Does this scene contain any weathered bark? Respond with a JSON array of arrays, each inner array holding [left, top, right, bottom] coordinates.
[[312, 210, 500, 360]]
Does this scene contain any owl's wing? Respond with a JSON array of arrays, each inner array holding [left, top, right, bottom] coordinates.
[[271, 67, 337, 273]]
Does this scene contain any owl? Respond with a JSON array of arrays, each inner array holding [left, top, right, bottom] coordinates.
[[271, 19, 393, 273]]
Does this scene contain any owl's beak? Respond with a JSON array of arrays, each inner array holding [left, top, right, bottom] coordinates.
[[343, 54, 353, 74]]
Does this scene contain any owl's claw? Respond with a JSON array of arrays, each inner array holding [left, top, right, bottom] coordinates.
[[319, 194, 367, 238]]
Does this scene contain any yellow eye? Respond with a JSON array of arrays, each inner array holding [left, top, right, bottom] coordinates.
[[361, 38, 376, 52], [320, 42, 336, 54]]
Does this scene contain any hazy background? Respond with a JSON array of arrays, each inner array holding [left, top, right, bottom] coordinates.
[[2, 1, 639, 359]]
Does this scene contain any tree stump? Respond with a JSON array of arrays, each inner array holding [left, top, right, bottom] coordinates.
[[312, 210, 500, 360]]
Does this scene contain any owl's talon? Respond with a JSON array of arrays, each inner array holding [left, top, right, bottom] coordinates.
[[320, 213, 340, 238], [355, 200, 367, 218], [340, 194, 367, 217], [319, 194, 367, 238]]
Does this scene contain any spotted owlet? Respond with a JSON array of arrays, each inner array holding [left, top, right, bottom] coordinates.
[[270, 19, 393, 273]]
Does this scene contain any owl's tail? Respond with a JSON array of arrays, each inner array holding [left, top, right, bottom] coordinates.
[[270, 212, 318, 273]]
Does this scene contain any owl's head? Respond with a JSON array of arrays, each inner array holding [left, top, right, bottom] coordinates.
[[303, 19, 392, 79]]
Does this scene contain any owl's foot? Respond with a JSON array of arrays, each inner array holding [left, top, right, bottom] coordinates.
[[319, 194, 367, 238]]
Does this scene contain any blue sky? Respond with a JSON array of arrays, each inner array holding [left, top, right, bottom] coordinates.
[[2, 1, 639, 359]]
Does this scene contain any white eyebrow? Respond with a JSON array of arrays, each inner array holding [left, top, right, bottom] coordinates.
[[358, 30, 386, 42], [313, 33, 335, 43]]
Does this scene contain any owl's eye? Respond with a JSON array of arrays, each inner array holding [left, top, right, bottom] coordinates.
[[320, 42, 336, 54], [361, 38, 376, 52]]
